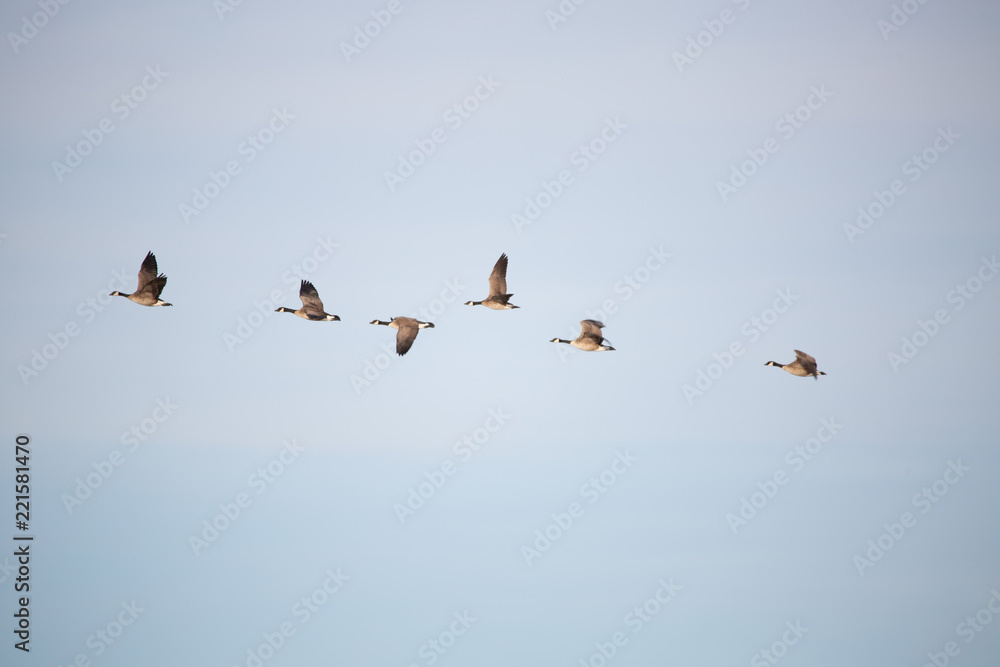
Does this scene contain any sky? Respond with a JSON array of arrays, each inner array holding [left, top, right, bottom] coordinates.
[[1, 0, 999, 665]]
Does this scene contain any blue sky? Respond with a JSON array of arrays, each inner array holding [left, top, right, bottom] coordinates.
[[2, 1, 999, 665]]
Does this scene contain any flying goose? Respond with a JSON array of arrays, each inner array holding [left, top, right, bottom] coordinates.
[[765, 350, 826, 379], [550, 320, 615, 351], [370, 317, 435, 356], [275, 280, 341, 321], [111, 251, 172, 306], [465, 253, 519, 310]]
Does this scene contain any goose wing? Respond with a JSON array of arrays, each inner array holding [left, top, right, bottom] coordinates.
[[138, 276, 167, 299], [580, 320, 605, 336], [793, 350, 818, 374], [394, 320, 420, 356], [298, 280, 326, 317], [487, 253, 509, 297], [136, 251, 159, 291]]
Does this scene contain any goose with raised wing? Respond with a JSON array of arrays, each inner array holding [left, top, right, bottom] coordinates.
[[111, 251, 172, 307], [465, 253, 519, 310], [275, 280, 341, 321], [765, 350, 826, 379], [550, 320, 615, 351]]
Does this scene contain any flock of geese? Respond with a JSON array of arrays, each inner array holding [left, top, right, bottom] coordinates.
[[111, 250, 827, 377]]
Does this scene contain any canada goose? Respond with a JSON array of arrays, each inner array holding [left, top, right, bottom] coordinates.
[[465, 253, 519, 310], [370, 317, 435, 356], [550, 320, 615, 351], [110, 251, 172, 306], [275, 280, 341, 321], [765, 350, 826, 380]]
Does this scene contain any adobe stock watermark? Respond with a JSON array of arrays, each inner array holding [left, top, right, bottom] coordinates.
[[521, 450, 638, 566], [16, 267, 132, 386], [887, 254, 997, 372], [223, 236, 341, 352], [853, 459, 970, 576], [179, 107, 294, 223], [51, 65, 168, 183], [715, 85, 832, 202], [920, 587, 1000, 667], [877, 0, 934, 41], [340, 0, 417, 63], [231, 567, 349, 667], [393, 407, 510, 524], [349, 277, 467, 395], [750, 620, 809, 667], [61, 398, 180, 514], [0, 556, 15, 586], [545, 0, 592, 31], [682, 288, 799, 404], [553, 245, 671, 362], [576, 578, 682, 667], [57, 600, 145, 666], [188, 439, 305, 556], [844, 127, 959, 243], [726, 418, 843, 534], [511, 117, 627, 233], [213, 0, 249, 21], [671, 0, 754, 73], [383, 75, 500, 192], [404, 611, 477, 667], [7, 0, 74, 54]]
